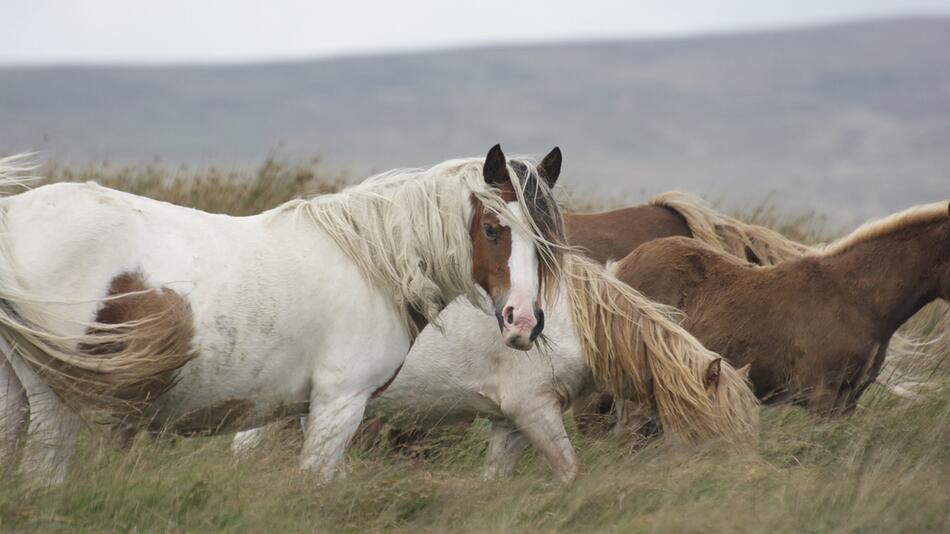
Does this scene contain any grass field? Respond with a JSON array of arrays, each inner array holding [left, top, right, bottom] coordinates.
[[1, 160, 947, 532]]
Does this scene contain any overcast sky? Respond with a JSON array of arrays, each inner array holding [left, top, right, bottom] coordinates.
[[4, 0, 950, 65]]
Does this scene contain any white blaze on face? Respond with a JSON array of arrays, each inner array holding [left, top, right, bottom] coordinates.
[[499, 201, 540, 349]]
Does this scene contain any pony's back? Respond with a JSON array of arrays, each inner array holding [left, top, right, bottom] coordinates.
[[612, 236, 751, 309], [563, 205, 690, 264]]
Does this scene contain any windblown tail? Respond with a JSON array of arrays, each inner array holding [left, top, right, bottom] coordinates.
[[564, 254, 759, 444], [652, 191, 814, 265], [0, 156, 196, 416]]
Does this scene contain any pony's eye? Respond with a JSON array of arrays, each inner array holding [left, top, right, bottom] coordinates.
[[484, 223, 498, 241]]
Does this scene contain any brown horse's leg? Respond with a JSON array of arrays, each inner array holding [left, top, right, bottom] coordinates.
[[843, 342, 890, 412]]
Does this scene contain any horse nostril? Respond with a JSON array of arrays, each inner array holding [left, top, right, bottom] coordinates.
[[503, 306, 514, 326], [530, 309, 545, 342]]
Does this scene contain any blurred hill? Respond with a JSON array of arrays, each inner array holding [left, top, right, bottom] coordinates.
[[2, 17, 948, 222]]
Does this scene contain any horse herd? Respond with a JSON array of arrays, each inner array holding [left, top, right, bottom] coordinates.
[[0, 146, 946, 487]]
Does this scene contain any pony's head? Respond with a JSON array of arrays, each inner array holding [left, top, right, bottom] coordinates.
[[471, 144, 563, 350]]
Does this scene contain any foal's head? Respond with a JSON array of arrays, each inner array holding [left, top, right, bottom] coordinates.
[[471, 144, 563, 350]]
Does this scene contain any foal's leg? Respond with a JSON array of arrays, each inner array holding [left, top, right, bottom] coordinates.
[[483, 421, 529, 480], [9, 356, 80, 486], [506, 397, 578, 483], [0, 355, 29, 462]]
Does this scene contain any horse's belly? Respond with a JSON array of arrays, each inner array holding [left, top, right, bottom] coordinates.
[[146, 344, 315, 434]]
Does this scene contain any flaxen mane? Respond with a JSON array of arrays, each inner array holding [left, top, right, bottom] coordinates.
[[651, 191, 813, 265], [564, 254, 759, 443], [814, 201, 949, 256], [291, 157, 565, 336]]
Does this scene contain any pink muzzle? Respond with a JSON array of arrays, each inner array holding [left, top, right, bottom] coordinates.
[[499, 302, 544, 351]]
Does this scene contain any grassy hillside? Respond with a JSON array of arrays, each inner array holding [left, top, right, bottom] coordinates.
[[3, 17, 950, 220], [0, 163, 947, 532]]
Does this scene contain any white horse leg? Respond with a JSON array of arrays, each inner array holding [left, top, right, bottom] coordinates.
[[9, 356, 80, 486], [483, 421, 529, 480], [0, 355, 28, 462], [508, 398, 578, 483], [299, 390, 369, 482], [232, 427, 265, 456]]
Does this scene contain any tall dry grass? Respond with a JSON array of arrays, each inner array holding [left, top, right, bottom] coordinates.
[[41, 156, 346, 215], [0, 161, 947, 532]]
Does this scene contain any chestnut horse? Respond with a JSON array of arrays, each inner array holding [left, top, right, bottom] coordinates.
[[614, 201, 950, 414], [0, 145, 565, 485]]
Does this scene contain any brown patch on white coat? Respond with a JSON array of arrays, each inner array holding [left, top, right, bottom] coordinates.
[[4, 271, 200, 416]]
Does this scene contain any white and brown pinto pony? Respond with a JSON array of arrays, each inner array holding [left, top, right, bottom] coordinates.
[[0, 145, 565, 485]]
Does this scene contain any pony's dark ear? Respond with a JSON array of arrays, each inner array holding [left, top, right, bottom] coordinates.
[[704, 358, 722, 390], [483, 144, 509, 186], [538, 147, 561, 188]]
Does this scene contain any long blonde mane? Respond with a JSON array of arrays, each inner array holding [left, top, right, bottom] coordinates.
[[652, 191, 813, 265], [287, 157, 565, 336], [564, 254, 759, 443], [814, 201, 949, 256]]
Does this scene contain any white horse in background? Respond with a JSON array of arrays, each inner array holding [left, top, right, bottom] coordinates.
[[236, 254, 761, 483], [0, 145, 565, 485]]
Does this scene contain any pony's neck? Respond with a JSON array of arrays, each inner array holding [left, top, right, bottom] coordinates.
[[825, 219, 948, 334], [299, 166, 481, 337]]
